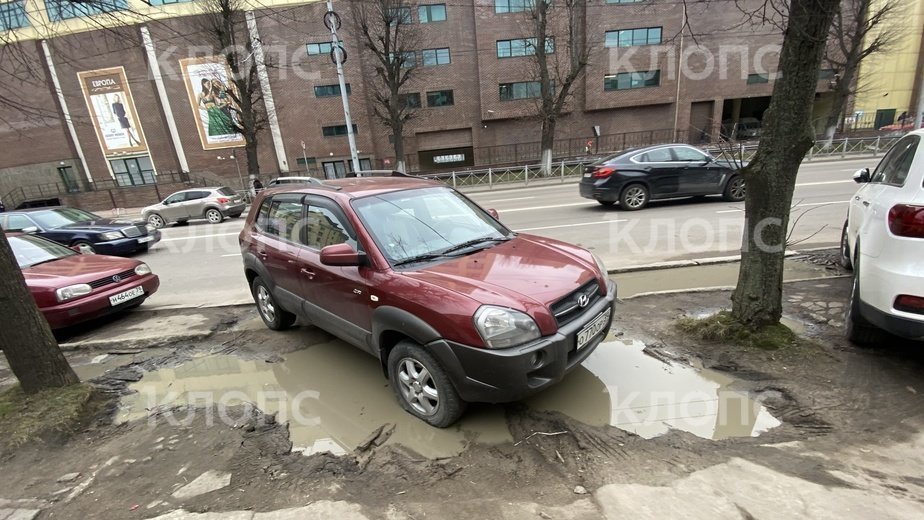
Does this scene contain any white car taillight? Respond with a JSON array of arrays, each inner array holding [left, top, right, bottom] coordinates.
[[894, 295, 924, 315], [888, 204, 924, 238]]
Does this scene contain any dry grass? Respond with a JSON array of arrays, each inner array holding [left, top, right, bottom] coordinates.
[[676, 311, 802, 350], [0, 383, 95, 448]]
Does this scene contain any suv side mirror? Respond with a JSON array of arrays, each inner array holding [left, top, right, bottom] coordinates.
[[320, 243, 366, 267], [853, 168, 871, 184]]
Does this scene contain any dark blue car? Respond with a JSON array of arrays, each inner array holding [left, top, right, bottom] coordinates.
[[0, 207, 160, 256]]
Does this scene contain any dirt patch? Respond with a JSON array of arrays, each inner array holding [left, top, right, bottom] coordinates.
[[0, 273, 922, 517]]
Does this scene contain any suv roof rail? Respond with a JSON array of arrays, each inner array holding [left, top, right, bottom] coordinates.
[[305, 177, 343, 191]]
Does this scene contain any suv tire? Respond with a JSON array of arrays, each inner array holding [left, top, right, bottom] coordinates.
[[845, 250, 881, 345], [722, 175, 746, 202], [388, 340, 466, 428], [619, 183, 649, 211], [205, 208, 224, 224], [147, 213, 166, 229], [251, 277, 296, 331], [839, 220, 853, 270]]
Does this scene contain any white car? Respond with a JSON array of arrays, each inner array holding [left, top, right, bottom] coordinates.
[[841, 130, 924, 344]]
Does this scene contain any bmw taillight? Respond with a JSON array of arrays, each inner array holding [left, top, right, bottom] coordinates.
[[593, 167, 616, 179], [217, 197, 231, 204], [894, 294, 924, 315], [887, 204, 924, 238]]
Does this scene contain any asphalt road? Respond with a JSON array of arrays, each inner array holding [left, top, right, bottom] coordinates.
[[138, 157, 874, 308]]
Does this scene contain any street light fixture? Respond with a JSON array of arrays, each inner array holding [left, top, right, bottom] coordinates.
[[217, 154, 245, 192]]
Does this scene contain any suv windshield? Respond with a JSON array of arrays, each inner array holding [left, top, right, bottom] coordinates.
[[30, 208, 101, 229], [352, 187, 511, 265], [9, 234, 76, 268]]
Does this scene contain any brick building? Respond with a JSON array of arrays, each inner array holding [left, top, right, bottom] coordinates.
[[0, 0, 837, 208]]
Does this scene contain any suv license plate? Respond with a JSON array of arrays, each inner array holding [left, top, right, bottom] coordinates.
[[109, 286, 144, 306], [577, 308, 611, 350]]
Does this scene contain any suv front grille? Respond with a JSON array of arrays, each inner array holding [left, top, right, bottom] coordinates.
[[88, 269, 137, 289], [551, 281, 602, 326]]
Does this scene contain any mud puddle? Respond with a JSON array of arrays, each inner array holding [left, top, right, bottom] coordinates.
[[615, 258, 842, 298], [527, 338, 781, 439], [116, 324, 780, 456], [116, 341, 512, 459]]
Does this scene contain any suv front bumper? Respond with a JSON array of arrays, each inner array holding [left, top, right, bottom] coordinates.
[[428, 279, 617, 403]]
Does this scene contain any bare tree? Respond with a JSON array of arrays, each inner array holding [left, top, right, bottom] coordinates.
[[821, 0, 901, 147], [195, 0, 267, 178], [527, 0, 590, 175], [731, 0, 841, 327], [0, 233, 79, 393], [352, 0, 420, 173]]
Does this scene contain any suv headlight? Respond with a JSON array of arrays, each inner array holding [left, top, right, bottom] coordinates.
[[592, 252, 607, 277], [473, 306, 541, 349], [134, 263, 152, 276], [56, 284, 92, 302], [99, 231, 123, 241]]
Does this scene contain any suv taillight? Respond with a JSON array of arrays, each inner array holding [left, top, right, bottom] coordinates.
[[894, 295, 924, 315], [887, 204, 924, 238], [593, 167, 616, 179], [216, 197, 231, 204]]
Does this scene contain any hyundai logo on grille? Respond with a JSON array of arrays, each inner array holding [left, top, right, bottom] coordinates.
[[577, 294, 590, 308], [112, 275, 121, 283]]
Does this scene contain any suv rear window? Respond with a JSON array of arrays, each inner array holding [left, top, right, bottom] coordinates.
[[217, 187, 237, 196]]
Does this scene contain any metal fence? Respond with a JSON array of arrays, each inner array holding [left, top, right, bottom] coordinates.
[[428, 135, 899, 192]]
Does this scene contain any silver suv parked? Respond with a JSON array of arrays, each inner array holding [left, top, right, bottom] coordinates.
[[143, 187, 246, 229]]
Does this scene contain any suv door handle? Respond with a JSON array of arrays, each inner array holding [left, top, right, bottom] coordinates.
[[257, 251, 268, 259], [300, 268, 315, 278]]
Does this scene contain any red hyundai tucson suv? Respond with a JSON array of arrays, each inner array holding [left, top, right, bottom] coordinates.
[[239, 176, 616, 427]]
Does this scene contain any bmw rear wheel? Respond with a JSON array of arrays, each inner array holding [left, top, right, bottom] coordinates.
[[619, 184, 649, 211]]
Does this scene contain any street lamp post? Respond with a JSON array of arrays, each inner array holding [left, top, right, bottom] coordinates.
[[217, 154, 245, 192]]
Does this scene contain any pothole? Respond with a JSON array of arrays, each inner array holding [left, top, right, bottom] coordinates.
[[116, 335, 780, 457]]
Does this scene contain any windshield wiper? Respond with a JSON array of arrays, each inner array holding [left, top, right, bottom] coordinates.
[[440, 236, 510, 256], [393, 253, 448, 267]]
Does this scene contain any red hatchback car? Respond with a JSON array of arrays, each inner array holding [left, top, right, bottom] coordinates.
[[239, 177, 616, 427], [9, 233, 160, 329]]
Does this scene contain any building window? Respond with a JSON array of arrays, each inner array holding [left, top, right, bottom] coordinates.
[[388, 6, 412, 25], [419, 3, 446, 23], [314, 84, 351, 97], [399, 93, 421, 109], [426, 90, 454, 107], [421, 48, 451, 66], [496, 37, 554, 58], [604, 27, 661, 47], [818, 68, 836, 80], [110, 156, 156, 187], [295, 156, 317, 166], [747, 73, 770, 84], [322, 124, 358, 137], [604, 70, 660, 90], [147, 0, 192, 5], [46, 0, 128, 21], [389, 51, 417, 68], [0, 0, 28, 29], [499, 81, 543, 101], [306, 42, 333, 56], [495, 0, 534, 13]]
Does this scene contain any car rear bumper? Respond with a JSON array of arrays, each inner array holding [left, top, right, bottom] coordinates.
[[428, 279, 617, 403], [95, 232, 161, 255], [859, 250, 924, 339], [579, 179, 622, 202], [41, 274, 160, 329], [221, 203, 247, 216]]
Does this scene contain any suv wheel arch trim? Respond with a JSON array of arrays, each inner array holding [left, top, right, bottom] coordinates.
[[372, 306, 443, 375]]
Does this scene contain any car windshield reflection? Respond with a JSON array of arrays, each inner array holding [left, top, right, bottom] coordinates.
[[9, 234, 76, 268], [352, 187, 511, 266], [30, 208, 101, 229]]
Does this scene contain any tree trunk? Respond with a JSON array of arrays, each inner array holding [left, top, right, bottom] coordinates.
[[0, 233, 79, 393], [731, 0, 840, 328], [540, 118, 555, 176], [393, 119, 406, 173], [244, 134, 259, 179]]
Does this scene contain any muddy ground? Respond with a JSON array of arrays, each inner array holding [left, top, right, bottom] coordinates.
[[1, 257, 923, 518]]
